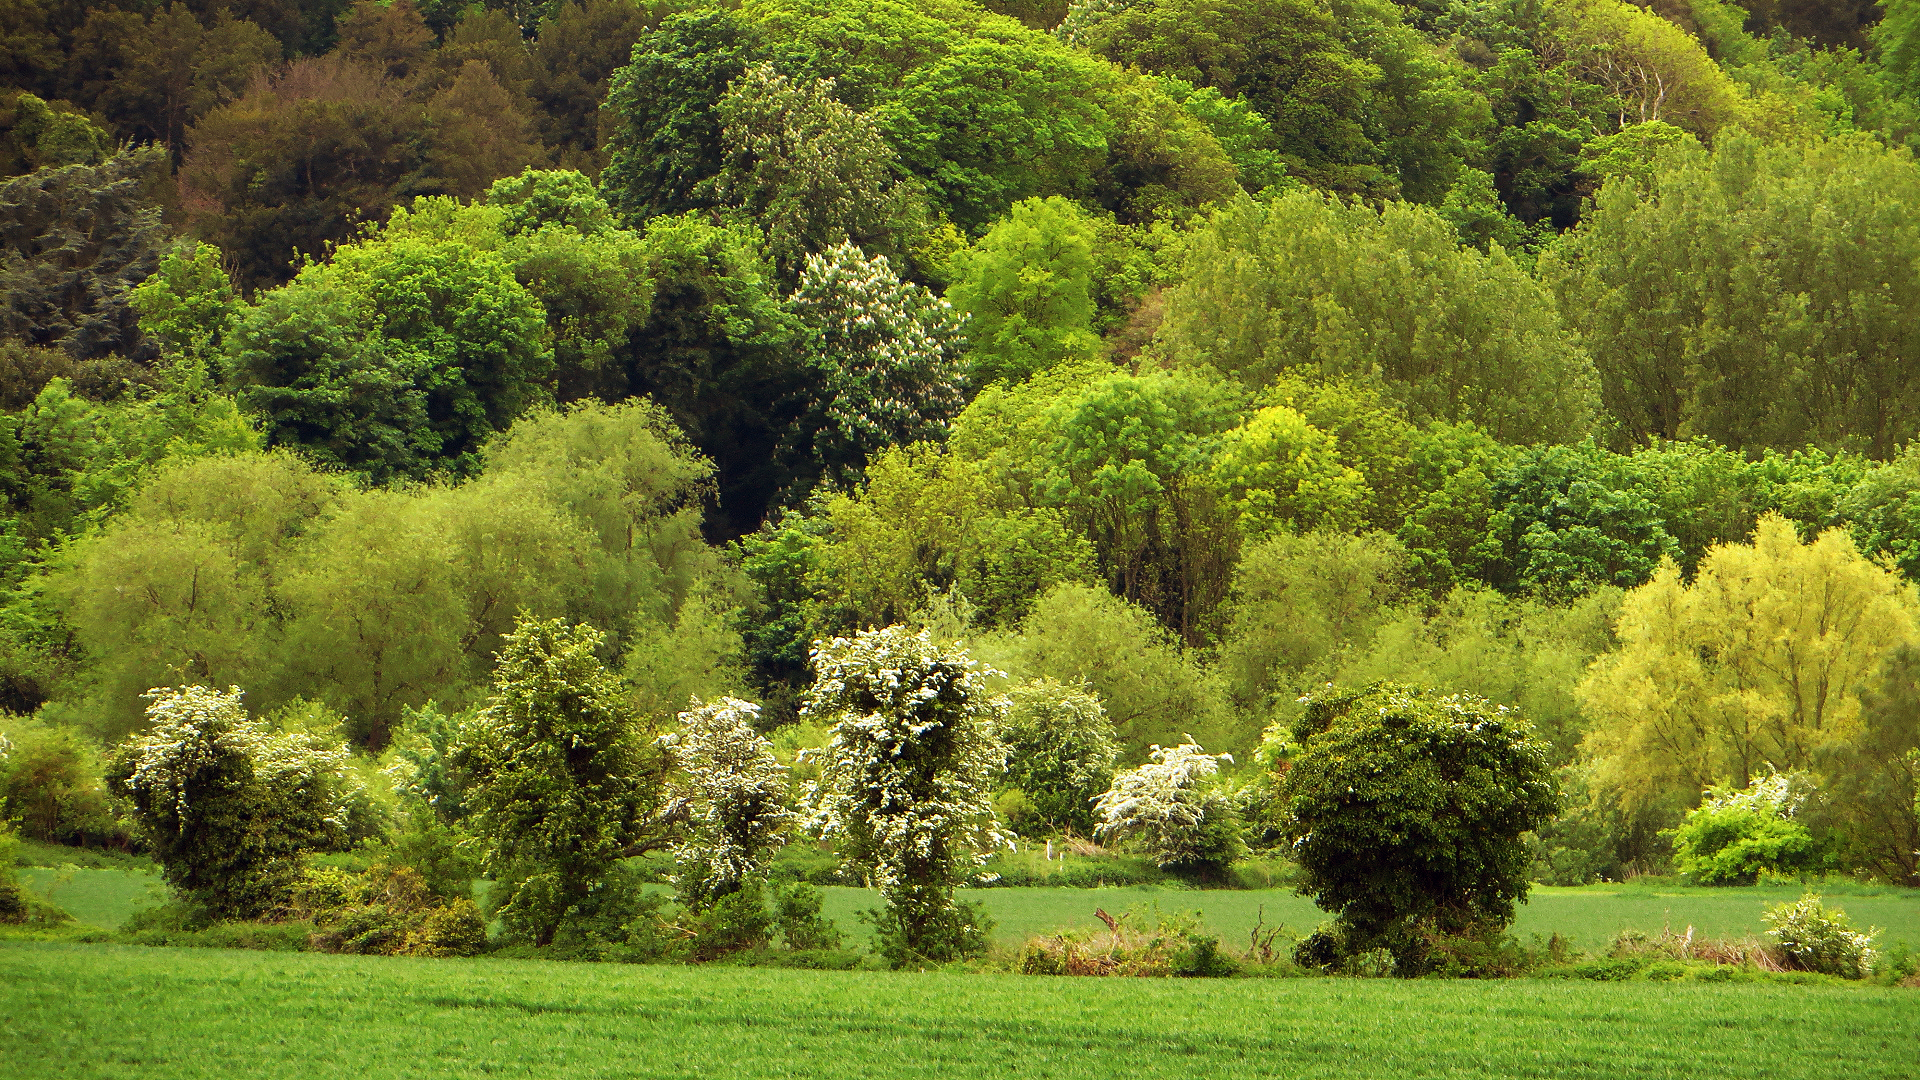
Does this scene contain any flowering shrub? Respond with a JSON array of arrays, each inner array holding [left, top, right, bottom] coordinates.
[[657, 697, 794, 908], [1763, 894, 1879, 978], [800, 625, 1009, 964], [1093, 741, 1241, 879], [106, 685, 359, 917], [1671, 771, 1822, 885], [784, 244, 968, 481]]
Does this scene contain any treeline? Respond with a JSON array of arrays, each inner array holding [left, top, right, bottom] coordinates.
[[1, 0, 1919, 892]]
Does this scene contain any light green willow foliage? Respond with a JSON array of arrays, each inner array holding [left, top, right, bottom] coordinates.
[[1333, 585, 1622, 763], [1215, 529, 1407, 718], [980, 582, 1241, 758], [1541, 133, 1920, 456], [1157, 192, 1596, 445], [52, 401, 723, 746]]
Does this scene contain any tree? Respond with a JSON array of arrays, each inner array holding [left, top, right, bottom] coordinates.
[[1216, 528, 1406, 717], [1812, 644, 1920, 885], [0, 147, 170, 361], [80, 5, 281, 157], [1159, 193, 1597, 445], [945, 196, 1102, 385], [986, 582, 1240, 755], [1577, 515, 1918, 823], [802, 444, 1094, 639], [1541, 134, 1920, 456], [461, 615, 666, 945], [130, 240, 239, 363], [600, 8, 766, 223], [1277, 682, 1558, 970], [0, 92, 110, 177], [224, 232, 552, 480], [799, 626, 1008, 965], [105, 685, 357, 918], [781, 243, 967, 487], [1210, 405, 1370, 538], [656, 696, 793, 907], [528, 0, 665, 172], [997, 678, 1117, 836], [1093, 740, 1239, 878], [715, 64, 928, 287]]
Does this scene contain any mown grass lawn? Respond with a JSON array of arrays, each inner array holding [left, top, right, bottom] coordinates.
[[2, 942, 1914, 1080]]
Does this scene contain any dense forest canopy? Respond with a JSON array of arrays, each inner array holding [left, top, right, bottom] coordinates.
[[3, 0, 1920, 907]]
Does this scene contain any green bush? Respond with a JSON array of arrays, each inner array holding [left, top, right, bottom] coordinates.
[[1671, 806, 1818, 885], [1762, 895, 1879, 979], [772, 881, 842, 951], [1277, 683, 1559, 971], [686, 880, 775, 960], [0, 717, 117, 846]]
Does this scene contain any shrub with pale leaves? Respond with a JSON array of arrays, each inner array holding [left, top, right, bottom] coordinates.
[[1093, 741, 1239, 875], [658, 696, 794, 907], [1763, 894, 1879, 978]]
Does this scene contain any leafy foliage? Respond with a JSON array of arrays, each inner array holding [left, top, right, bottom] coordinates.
[[1277, 682, 1559, 967], [460, 616, 666, 945], [800, 626, 1009, 964], [106, 685, 358, 918]]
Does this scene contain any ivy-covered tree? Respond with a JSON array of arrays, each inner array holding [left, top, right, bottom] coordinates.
[[461, 615, 667, 945], [105, 685, 359, 918], [1276, 682, 1559, 972], [800, 626, 1009, 965]]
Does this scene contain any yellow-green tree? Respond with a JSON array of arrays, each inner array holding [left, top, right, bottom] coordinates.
[[1577, 514, 1917, 817]]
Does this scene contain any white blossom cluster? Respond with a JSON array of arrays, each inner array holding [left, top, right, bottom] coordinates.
[[119, 685, 354, 825], [1052, 0, 1137, 47], [1093, 740, 1233, 867], [1702, 768, 1816, 819], [658, 696, 795, 900], [799, 627, 1010, 898], [787, 243, 969, 467]]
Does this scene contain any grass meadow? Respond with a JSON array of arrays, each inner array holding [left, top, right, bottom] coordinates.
[[3, 942, 1916, 1080], [21, 863, 1920, 956]]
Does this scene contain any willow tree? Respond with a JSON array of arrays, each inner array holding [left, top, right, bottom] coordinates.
[[1577, 514, 1918, 819]]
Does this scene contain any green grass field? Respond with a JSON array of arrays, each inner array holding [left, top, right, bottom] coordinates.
[[813, 882, 1920, 953], [2, 942, 1913, 1079], [21, 861, 1919, 955], [18, 867, 165, 929]]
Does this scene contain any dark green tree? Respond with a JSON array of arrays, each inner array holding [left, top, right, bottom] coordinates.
[[0, 147, 170, 361], [1278, 682, 1558, 971]]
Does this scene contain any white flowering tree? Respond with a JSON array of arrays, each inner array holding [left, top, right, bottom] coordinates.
[[800, 625, 1009, 963], [106, 685, 357, 917], [715, 63, 927, 286], [783, 243, 968, 484], [1094, 740, 1240, 877], [657, 696, 794, 908]]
